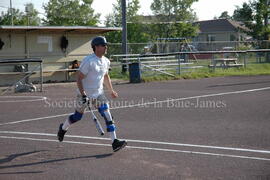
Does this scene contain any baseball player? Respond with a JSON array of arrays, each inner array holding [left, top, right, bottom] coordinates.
[[57, 36, 127, 152]]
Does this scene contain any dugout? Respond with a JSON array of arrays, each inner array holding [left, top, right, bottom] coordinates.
[[0, 58, 43, 93], [0, 26, 121, 86]]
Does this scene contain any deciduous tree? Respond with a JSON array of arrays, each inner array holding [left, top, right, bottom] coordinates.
[[43, 0, 100, 26]]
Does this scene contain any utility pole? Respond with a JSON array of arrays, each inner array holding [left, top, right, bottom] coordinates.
[[25, 4, 33, 26], [265, 0, 270, 62], [264, 0, 269, 37], [10, 0, 14, 25], [121, 0, 128, 73]]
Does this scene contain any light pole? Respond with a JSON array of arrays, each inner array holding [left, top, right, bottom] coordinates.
[[25, 4, 33, 26], [10, 0, 14, 25], [121, 0, 128, 73]]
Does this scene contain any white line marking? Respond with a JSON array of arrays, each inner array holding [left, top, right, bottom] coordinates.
[[126, 146, 270, 162], [0, 136, 111, 147], [0, 86, 269, 126], [0, 96, 47, 103], [0, 131, 270, 155], [0, 135, 270, 162], [0, 113, 72, 126], [112, 86, 270, 110]]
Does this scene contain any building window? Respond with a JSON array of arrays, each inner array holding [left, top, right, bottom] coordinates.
[[207, 35, 216, 42], [230, 34, 236, 41]]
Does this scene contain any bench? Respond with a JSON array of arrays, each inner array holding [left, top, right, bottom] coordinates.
[[42, 68, 79, 81], [0, 71, 37, 75], [208, 64, 244, 68]]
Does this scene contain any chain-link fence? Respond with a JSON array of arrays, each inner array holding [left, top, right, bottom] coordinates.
[[108, 44, 270, 82], [107, 40, 270, 58]]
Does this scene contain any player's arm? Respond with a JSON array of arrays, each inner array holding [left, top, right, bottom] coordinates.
[[77, 71, 86, 96], [104, 73, 118, 98]]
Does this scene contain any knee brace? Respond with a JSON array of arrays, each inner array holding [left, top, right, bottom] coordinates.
[[98, 104, 116, 132], [106, 121, 116, 132], [98, 103, 113, 121], [69, 111, 83, 124], [98, 103, 109, 117]]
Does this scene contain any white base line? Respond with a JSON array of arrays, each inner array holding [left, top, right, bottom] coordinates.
[[0, 135, 270, 162], [0, 86, 269, 126], [0, 113, 72, 126], [0, 96, 47, 103], [0, 131, 269, 155]]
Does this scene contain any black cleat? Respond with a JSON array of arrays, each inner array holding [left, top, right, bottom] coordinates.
[[57, 123, 67, 142], [112, 139, 127, 152]]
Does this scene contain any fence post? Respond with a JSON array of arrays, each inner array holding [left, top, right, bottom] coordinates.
[[122, 57, 128, 73], [40, 61, 43, 92], [178, 53, 181, 75], [244, 52, 247, 68]]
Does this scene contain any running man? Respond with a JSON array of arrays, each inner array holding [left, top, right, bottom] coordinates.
[[57, 36, 127, 152]]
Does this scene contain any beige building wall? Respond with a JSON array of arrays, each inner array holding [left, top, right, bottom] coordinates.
[[0, 33, 26, 57], [0, 31, 97, 85], [197, 32, 241, 51]]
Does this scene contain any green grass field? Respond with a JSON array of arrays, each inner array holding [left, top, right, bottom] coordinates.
[[109, 59, 270, 82]]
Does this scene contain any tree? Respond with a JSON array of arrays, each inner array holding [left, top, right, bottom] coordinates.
[[233, 0, 270, 61], [0, 3, 40, 25], [150, 0, 198, 22], [232, 0, 270, 41], [43, 0, 100, 26], [105, 0, 152, 55], [253, 0, 270, 41], [105, 0, 151, 45], [253, 0, 270, 62], [105, 0, 141, 27], [232, 2, 253, 22], [0, 9, 23, 25], [219, 11, 231, 19], [149, 0, 198, 39]]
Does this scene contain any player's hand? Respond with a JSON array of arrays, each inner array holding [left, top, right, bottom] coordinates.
[[82, 95, 89, 104], [110, 90, 118, 98]]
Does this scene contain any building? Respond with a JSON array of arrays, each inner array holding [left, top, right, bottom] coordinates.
[[0, 26, 121, 86], [194, 19, 250, 51], [130, 17, 250, 52]]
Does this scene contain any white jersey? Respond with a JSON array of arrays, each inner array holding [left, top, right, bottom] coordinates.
[[77, 54, 110, 98]]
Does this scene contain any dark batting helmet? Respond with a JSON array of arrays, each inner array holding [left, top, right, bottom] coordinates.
[[91, 36, 107, 48]]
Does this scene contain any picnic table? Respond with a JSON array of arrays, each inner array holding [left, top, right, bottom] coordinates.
[[209, 58, 244, 70]]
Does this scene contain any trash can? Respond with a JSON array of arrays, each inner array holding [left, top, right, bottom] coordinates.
[[129, 62, 141, 83]]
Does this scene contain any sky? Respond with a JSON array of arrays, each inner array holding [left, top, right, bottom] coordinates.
[[0, 0, 249, 24]]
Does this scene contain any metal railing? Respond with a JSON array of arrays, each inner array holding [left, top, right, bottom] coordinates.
[[107, 40, 270, 57], [110, 49, 270, 77]]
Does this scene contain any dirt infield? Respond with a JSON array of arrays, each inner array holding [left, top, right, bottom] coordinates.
[[0, 75, 270, 180]]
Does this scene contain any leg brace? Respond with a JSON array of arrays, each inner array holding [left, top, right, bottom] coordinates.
[[69, 111, 83, 124], [98, 103, 116, 132]]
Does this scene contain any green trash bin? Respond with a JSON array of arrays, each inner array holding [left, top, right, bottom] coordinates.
[[129, 62, 141, 83]]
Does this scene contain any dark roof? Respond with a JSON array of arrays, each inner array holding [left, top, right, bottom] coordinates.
[[195, 19, 249, 33], [0, 26, 121, 34]]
